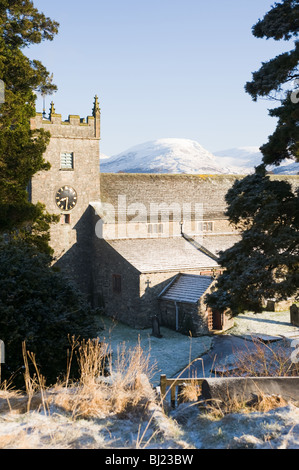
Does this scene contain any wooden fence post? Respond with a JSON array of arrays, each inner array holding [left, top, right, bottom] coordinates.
[[160, 374, 167, 398], [170, 383, 176, 408]]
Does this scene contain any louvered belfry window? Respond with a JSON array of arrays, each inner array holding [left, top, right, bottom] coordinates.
[[60, 152, 74, 170]]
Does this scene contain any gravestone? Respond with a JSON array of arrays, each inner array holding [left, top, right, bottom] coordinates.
[[290, 304, 299, 327], [151, 315, 163, 338]]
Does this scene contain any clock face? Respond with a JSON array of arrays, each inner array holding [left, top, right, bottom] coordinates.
[[55, 186, 77, 211]]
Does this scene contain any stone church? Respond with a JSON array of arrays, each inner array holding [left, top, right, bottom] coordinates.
[[29, 97, 298, 336]]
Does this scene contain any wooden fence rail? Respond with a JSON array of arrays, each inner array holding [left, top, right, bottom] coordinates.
[[160, 374, 204, 408]]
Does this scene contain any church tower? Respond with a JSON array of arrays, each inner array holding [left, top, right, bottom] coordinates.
[[30, 96, 101, 298]]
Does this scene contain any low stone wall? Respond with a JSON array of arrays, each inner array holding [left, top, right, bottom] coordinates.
[[201, 377, 299, 404], [159, 299, 210, 337]]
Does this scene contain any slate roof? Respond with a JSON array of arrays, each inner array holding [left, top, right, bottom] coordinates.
[[107, 237, 219, 273], [200, 234, 242, 257], [159, 274, 214, 304]]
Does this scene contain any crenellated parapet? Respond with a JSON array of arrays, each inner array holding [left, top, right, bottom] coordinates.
[[30, 95, 101, 140]]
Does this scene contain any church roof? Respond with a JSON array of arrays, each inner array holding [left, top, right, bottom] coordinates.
[[197, 234, 241, 256], [107, 237, 219, 273], [159, 274, 214, 304]]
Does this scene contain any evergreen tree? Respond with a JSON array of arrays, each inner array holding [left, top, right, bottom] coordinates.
[[206, 1, 299, 313], [0, 3, 101, 387], [0, 242, 99, 386], [245, 0, 299, 165], [0, 0, 59, 254], [206, 167, 299, 313]]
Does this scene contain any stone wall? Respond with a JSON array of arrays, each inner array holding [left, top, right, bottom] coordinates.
[[159, 299, 210, 336], [91, 225, 142, 327], [100, 174, 299, 223], [100, 174, 242, 221], [98, 218, 238, 241], [30, 101, 101, 296], [140, 268, 220, 329], [91, 237, 206, 329], [91, 209, 219, 329]]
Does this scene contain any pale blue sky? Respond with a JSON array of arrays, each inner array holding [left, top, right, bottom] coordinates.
[[27, 0, 292, 156]]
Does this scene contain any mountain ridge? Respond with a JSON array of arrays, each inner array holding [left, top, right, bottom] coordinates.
[[101, 138, 299, 175]]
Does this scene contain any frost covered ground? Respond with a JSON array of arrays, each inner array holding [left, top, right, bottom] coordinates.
[[1, 399, 298, 450], [95, 316, 213, 385], [230, 310, 299, 338], [0, 311, 298, 450], [96, 311, 299, 381]]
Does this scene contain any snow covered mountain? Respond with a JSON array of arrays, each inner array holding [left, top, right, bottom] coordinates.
[[270, 161, 299, 175], [213, 147, 263, 172], [100, 139, 299, 175], [214, 147, 299, 175], [101, 138, 241, 174]]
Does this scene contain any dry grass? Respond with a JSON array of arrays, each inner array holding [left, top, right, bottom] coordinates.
[[203, 392, 289, 421], [22, 342, 48, 414], [0, 390, 45, 415], [0, 343, 49, 416], [0, 337, 157, 421], [0, 335, 299, 450], [0, 431, 33, 449], [176, 376, 290, 420], [231, 337, 299, 378], [51, 337, 157, 419], [0, 334, 297, 450], [175, 337, 298, 417], [0, 336, 184, 449], [0, 339, 177, 449], [177, 378, 202, 404]]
